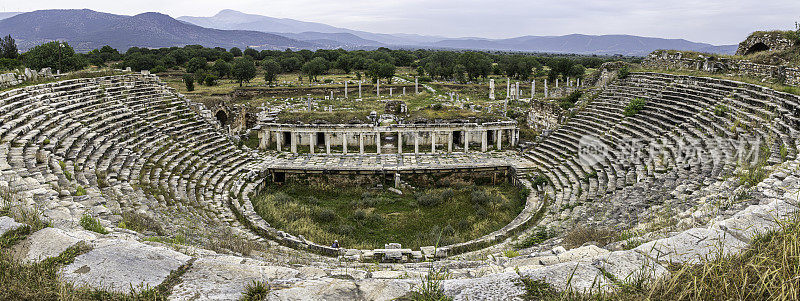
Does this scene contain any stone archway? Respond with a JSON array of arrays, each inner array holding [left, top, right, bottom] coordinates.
[[215, 110, 228, 125], [744, 42, 770, 55]]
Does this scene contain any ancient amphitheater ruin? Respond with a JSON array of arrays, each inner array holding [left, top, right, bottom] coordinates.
[[1, 50, 799, 300]]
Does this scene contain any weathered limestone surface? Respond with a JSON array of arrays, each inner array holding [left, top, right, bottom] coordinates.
[[170, 255, 301, 300], [11, 228, 96, 263], [61, 239, 192, 293], [634, 228, 747, 264], [0, 216, 24, 236]]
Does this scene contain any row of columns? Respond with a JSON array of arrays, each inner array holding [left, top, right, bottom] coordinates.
[[270, 129, 519, 154], [321, 77, 421, 100]]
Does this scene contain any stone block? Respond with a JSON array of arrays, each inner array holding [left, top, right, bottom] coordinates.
[[170, 255, 299, 301], [61, 239, 192, 293], [591, 250, 669, 283], [12, 228, 96, 263], [0, 216, 24, 237], [634, 227, 747, 264]]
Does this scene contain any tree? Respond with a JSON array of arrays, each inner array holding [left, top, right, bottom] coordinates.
[[243, 48, 259, 59], [186, 57, 207, 73], [21, 41, 86, 72], [280, 56, 302, 72], [231, 58, 257, 87], [212, 59, 231, 78], [569, 64, 586, 80], [183, 74, 195, 91], [336, 54, 355, 74], [459, 52, 492, 81], [262, 59, 281, 85], [301, 57, 328, 82], [1, 35, 18, 59], [229, 47, 242, 57]]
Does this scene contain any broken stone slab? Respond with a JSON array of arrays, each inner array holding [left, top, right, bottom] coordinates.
[[169, 255, 300, 301], [591, 250, 669, 284], [713, 207, 780, 243], [12, 227, 96, 263], [443, 272, 523, 301], [0, 216, 24, 236], [61, 239, 192, 294], [519, 261, 615, 293], [357, 279, 415, 301], [267, 278, 360, 301], [634, 227, 747, 264]]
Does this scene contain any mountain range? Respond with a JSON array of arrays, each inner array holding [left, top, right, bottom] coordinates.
[[0, 9, 737, 56]]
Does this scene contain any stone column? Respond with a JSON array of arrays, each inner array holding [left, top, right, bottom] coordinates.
[[414, 133, 419, 154], [496, 130, 502, 150], [544, 79, 548, 98], [531, 80, 535, 99], [344, 81, 348, 98], [291, 132, 297, 154], [489, 79, 495, 100], [464, 130, 469, 153], [389, 87, 393, 97], [376, 132, 381, 154], [515, 82, 520, 100], [513, 130, 518, 146], [415, 77, 419, 94], [506, 78, 510, 99], [397, 131, 403, 154], [276, 131, 282, 152], [556, 78, 559, 88], [359, 133, 365, 154], [481, 130, 487, 152], [377, 80, 380, 98], [358, 82, 362, 98], [403, 87, 406, 96], [309, 133, 315, 154], [342, 132, 348, 154], [448, 131, 453, 152], [325, 132, 331, 154], [431, 131, 436, 154]]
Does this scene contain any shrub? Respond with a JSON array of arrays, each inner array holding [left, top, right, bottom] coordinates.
[[272, 192, 292, 203], [514, 226, 555, 249], [183, 74, 194, 91], [240, 280, 269, 301], [618, 65, 630, 79], [118, 211, 163, 235], [515, 269, 558, 300], [503, 249, 520, 258], [406, 267, 452, 301], [204, 75, 217, 86], [623, 98, 647, 117], [80, 214, 108, 235], [532, 175, 549, 187], [312, 208, 337, 223], [150, 65, 167, 74], [416, 190, 443, 207], [74, 186, 86, 196], [714, 104, 729, 117], [563, 227, 614, 248]]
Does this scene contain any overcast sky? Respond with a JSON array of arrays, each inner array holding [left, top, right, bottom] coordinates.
[[3, 0, 799, 45]]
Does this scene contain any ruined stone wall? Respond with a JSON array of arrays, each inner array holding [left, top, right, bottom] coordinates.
[[0, 68, 58, 89], [643, 51, 800, 86]]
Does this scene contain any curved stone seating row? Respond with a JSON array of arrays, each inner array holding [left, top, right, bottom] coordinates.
[[0, 74, 262, 241], [526, 73, 800, 210]]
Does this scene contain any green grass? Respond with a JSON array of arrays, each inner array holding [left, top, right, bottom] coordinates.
[[253, 181, 526, 249], [549, 212, 800, 301], [240, 280, 270, 301], [79, 214, 108, 235]]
